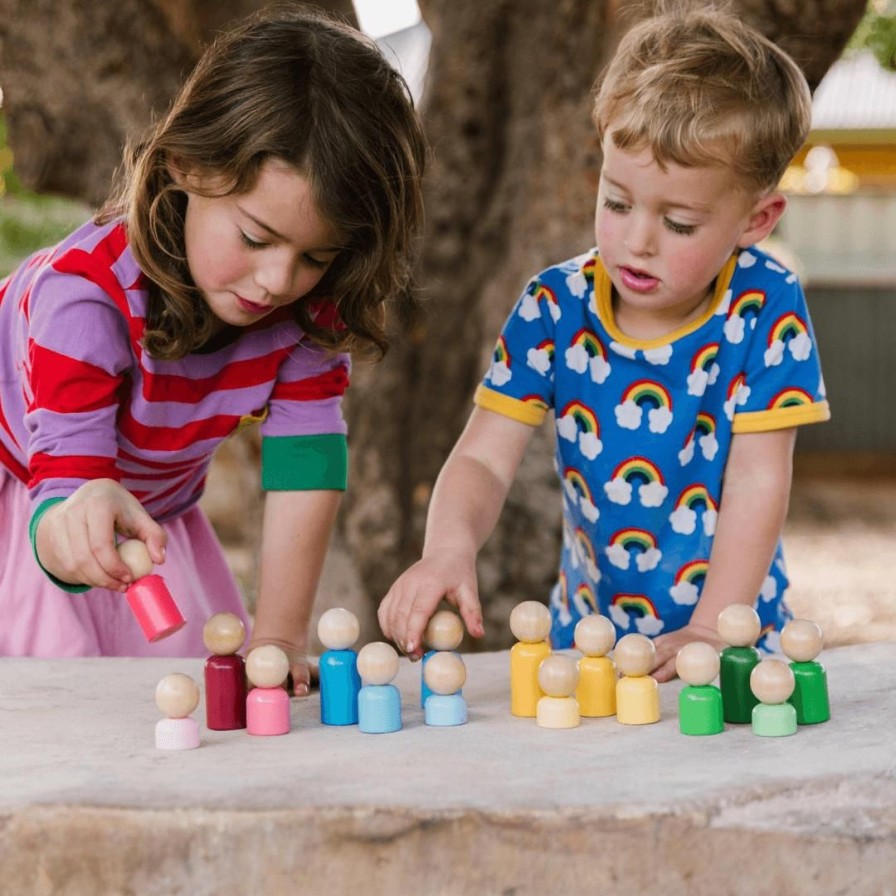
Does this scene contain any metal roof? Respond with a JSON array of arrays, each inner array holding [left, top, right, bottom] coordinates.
[[812, 51, 896, 131]]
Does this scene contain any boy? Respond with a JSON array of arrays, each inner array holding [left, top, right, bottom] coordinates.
[[378, 7, 830, 681]]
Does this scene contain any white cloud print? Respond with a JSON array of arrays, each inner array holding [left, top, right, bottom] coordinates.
[[643, 345, 673, 366], [590, 355, 611, 384], [678, 439, 695, 467], [764, 340, 785, 368], [606, 544, 630, 570], [556, 414, 578, 443], [638, 482, 668, 507], [519, 293, 541, 321], [636, 615, 665, 636], [527, 347, 552, 376], [609, 604, 631, 630], [615, 400, 642, 430], [566, 268, 588, 298], [565, 344, 589, 374], [702, 508, 718, 536], [687, 363, 720, 397], [579, 496, 600, 523], [669, 581, 700, 606], [669, 506, 697, 535], [699, 433, 719, 462], [604, 478, 632, 506], [488, 360, 511, 387], [635, 548, 662, 573], [789, 332, 812, 361], [648, 406, 673, 434], [724, 315, 746, 345], [579, 432, 603, 460]]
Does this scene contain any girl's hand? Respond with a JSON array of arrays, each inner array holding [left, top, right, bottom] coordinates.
[[378, 550, 484, 662], [649, 623, 727, 683], [245, 637, 316, 697], [34, 478, 167, 591]]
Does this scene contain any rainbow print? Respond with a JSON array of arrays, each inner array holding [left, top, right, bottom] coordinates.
[[610, 593, 659, 619], [559, 400, 599, 435], [673, 483, 718, 514], [492, 336, 510, 366], [522, 394, 550, 412], [564, 467, 594, 502], [575, 527, 597, 567], [726, 373, 746, 402], [767, 311, 808, 347], [581, 255, 597, 284], [690, 343, 720, 374], [608, 527, 657, 554], [694, 413, 716, 441], [533, 283, 560, 315], [534, 338, 555, 359], [672, 559, 709, 587], [728, 289, 766, 320], [769, 387, 813, 409], [573, 583, 598, 614], [611, 456, 665, 487], [569, 327, 606, 361], [621, 379, 673, 411]]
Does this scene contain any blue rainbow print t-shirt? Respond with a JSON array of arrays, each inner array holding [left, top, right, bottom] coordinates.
[[474, 247, 830, 652]]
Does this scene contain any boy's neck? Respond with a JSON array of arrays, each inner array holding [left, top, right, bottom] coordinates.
[[611, 283, 715, 342]]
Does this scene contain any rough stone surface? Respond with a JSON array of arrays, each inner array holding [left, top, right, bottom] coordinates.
[[0, 642, 894, 894]]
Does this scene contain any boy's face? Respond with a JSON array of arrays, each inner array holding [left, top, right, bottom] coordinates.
[[179, 159, 342, 329], [594, 136, 775, 337]]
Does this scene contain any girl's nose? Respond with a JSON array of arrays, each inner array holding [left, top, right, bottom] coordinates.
[[254, 256, 296, 299]]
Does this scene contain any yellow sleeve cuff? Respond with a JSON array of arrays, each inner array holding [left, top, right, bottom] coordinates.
[[732, 400, 831, 434], [473, 385, 547, 426]]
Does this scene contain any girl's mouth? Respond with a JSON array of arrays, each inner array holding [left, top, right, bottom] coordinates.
[[237, 296, 272, 315]]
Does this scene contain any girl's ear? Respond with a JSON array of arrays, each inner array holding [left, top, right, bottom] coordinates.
[[737, 192, 787, 248], [166, 156, 190, 188]]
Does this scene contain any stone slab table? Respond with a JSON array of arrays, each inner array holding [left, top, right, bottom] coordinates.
[[0, 641, 894, 895]]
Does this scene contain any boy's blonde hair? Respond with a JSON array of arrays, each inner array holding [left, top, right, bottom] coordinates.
[[593, 6, 812, 193]]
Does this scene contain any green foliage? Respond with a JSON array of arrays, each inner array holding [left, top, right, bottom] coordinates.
[[848, 0, 896, 70]]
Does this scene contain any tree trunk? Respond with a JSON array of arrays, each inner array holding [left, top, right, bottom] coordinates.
[[0, 0, 356, 204], [342, 0, 868, 650]]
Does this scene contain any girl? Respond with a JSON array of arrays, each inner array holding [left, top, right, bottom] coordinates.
[[0, 5, 426, 693]]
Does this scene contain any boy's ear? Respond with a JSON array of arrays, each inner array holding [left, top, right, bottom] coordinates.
[[737, 192, 787, 248]]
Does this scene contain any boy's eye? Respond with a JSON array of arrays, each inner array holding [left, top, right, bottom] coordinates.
[[603, 198, 628, 213], [239, 231, 267, 250], [664, 218, 697, 236]]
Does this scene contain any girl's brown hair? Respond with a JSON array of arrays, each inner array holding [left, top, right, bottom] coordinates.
[[99, 4, 427, 360]]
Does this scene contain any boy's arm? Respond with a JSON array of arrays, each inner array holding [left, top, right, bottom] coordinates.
[[378, 406, 536, 660], [651, 427, 797, 681], [248, 488, 342, 694]]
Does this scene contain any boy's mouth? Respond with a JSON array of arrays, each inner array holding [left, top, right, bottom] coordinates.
[[619, 266, 660, 292]]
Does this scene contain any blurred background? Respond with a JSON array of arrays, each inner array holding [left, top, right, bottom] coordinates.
[[1, 0, 893, 655]]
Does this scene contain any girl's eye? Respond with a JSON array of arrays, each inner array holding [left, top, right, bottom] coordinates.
[[603, 198, 628, 213], [239, 231, 266, 250], [303, 254, 331, 270], [664, 218, 697, 236]]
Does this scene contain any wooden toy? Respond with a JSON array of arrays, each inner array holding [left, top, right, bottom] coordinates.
[[317, 607, 362, 726], [676, 641, 723, 736], [154, 673, 200, 750], [245, 645, 291, 736], [423, 651, 468, 726], [509, 600, 552, 717], [717, 604, 761, 724], [536, 654, 580, 729], [615, 633, 660, 725], [574, 615, 617, 718], [421, 609, 464, 707], [357, 642, 402, 734], [750, 659, 797, 737], [780, 619, 830, 725], [202, 612, 247, 731], [118, 539, 186, 642]]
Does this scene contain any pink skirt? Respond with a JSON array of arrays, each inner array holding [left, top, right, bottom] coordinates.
[[0, 470, 251, 657]]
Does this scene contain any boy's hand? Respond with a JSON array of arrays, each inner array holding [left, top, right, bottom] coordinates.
[[378, 551, 484, 661], [35, 478, 167, 591], [650, 623, 726, 683]]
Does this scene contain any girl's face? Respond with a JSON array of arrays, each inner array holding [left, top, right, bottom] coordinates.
[[179, 159, 342, 328], [594, 135, 781, 340]]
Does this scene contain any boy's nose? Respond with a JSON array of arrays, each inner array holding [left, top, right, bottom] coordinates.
[[624, 215, 656, 256]]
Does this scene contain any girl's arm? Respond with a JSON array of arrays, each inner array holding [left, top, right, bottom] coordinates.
[[378, 406, 536, 661], [650, 427, 797, 681], [247, 487, 342, 694]]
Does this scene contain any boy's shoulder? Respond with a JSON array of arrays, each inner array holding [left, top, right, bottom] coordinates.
[[727, 244, 802, 293]]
